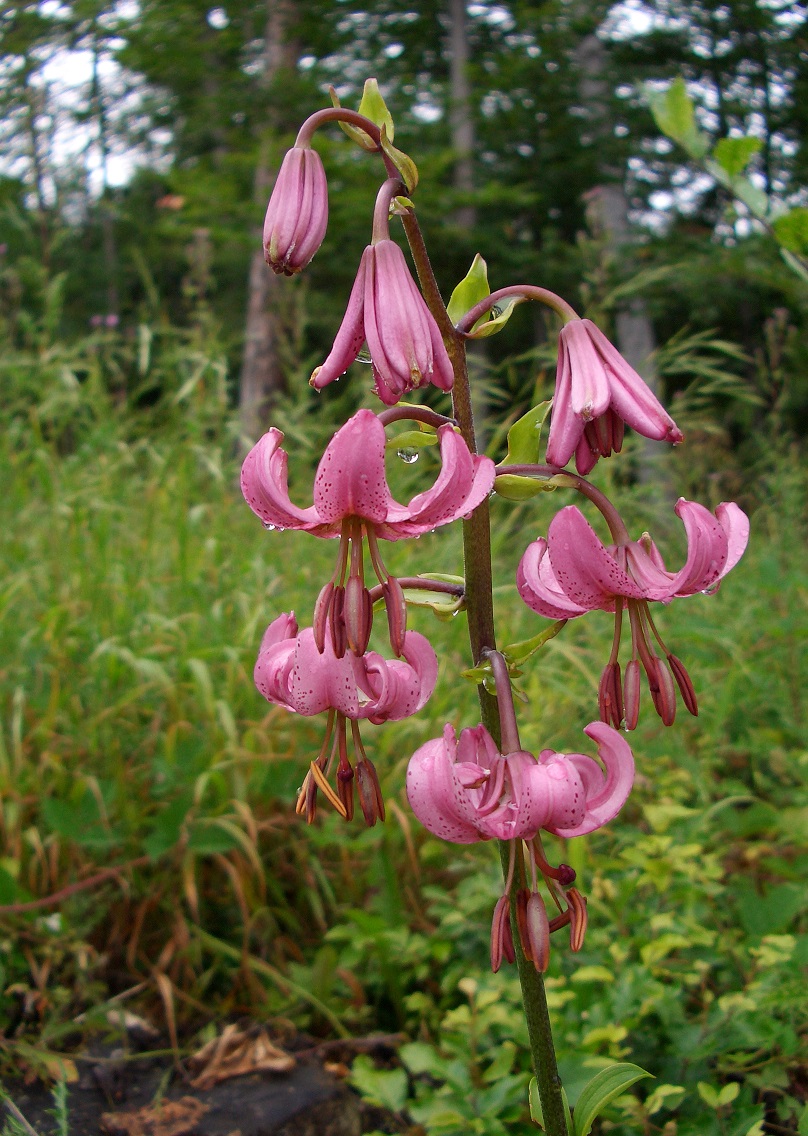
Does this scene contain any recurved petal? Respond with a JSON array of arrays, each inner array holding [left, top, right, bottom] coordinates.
[[583, 319, 683, 444], [311, 250, 368, 390], [312, 409, 396, 525], [362, 631, 438, 723], [517, 538, 591, 620], [545, 335, 583, 468], [241, 429, 321, 531], [390, 425, 495, 536], [563, 319, 611, 420], [547, 506, 646, 607], [666, 498, 732, 596], [549, 721, 634, 837], [716, 501, 750, 576], [287, 628, 361, 716], [406, 727, 482, 843]]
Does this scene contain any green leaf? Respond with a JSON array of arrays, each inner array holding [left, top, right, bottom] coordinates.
[[797, 1103, 808, 1136], [447, 254, 490, 326], [529, 1079, 573, 1134], [499, 401, 553, 466], [379, 124, 419, 193], [712, 136, 762, 179], [773, 208, 808, 255], [502, 620, 567, 667], [143, 793, 193, 859], [647, 78, 709, 158], [349, 1055, 408, 1113], [42, 790, 117, 849], [573, 1063, 653, 1136], [780, 247, 808, 283], [494, 473, 552, 500], [357, 78, 395, 140], [466, 296, 521, 339], [644, 1084, 686, 1116], [384, 428, 438, 452], [697, 1082, 721, 1109], [328, 85, 377, 152]]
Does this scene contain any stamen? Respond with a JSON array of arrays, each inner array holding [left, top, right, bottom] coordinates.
[[526, 892, 550, 972], [313, 581, 334, 653], [382, 574, 407, 656], [567, 888, 588, 952], [623, 658, 641, 730], [490, 895, 511, 972], [668, 653, 698, 716], [309, 760, 348, 818], [515, 888, 532, 961], [532, 835, 576, 885]]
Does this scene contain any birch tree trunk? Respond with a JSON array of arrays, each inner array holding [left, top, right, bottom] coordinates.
[[239, 0, 297, 445], [576, 33, 664, 483]]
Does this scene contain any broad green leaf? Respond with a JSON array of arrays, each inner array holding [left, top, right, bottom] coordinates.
[[647, 78, 709, 158], [384, 428, 438, 452], [717, 1083, 740, 1107], [780, 247, 808, 283], [380, 124, 419, 192], [466, 296, 522, 339], [494, 473, 552, 500], [357, 78, 395, 140], [644, 1084, 686, 1116], [697, 1082, 721, 1109], [729, 176, 770, 220], [499, 401, 553, 466], [447, 254, 490, 326], [712, 136, 762, 179], [502, 620, 567, 666], [573, 1063, 653, 1136], [773, 208, 808, 255], [349, 1055, 408, 1113], [798, 1103, 808, 1136], [328, 86, 377, 151]]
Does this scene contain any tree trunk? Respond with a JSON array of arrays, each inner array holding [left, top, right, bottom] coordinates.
[[576, 34, 664, 483], [239, 0, 297, 444]]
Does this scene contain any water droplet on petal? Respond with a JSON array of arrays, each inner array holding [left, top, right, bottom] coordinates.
[[263, 522, 277, 531], [397, 447, 419, 464], [701, 581, 721, 596]]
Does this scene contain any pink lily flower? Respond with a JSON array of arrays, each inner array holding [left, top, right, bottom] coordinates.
[[255, 613, 437, 724], [243, 409, 494, 659], [546, 318, 684, 474], [407, 718, 633, 972], [242, 409, 493, 541], [256, 612, 438, 826], [263, 145, 328, 275], [406, 720, 634, 844], [310, 240, 454, 405], [517, 498, 750, 727]]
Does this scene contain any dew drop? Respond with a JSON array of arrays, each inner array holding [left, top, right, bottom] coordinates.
[[701, 581, 720, 596], [263, 522, 277, 531], [397, 447, 419, 464]]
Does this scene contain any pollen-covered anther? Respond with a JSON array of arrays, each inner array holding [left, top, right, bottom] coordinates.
[[383, 574, 408, 656], [328, 585, 347, 659], [567, 888, 588, 952], [649, 656, 677, 727], [336, 761, 355, 823], [598, 661, 623, 729], [515, 887, 532, 962], [490, 894, 513, 973], [309, 760, 348, 819], [526, 892, 551, 973], [356, 758, 385, 827], [668, 653, 698, 716], [313, 581, 335, 654], [344, 576, 373, 656], [623, 658, 641, 731]]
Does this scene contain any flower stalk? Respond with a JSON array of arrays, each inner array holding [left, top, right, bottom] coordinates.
[[401, 210, 570, 1136]]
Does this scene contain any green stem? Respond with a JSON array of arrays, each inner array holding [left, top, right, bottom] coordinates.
[[401, 210, 568, 1136]]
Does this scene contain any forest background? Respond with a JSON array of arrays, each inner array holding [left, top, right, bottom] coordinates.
[[0, 2, 806, 1135]]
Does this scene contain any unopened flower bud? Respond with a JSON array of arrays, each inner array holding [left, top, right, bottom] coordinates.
[[263, 146, 328, 276]]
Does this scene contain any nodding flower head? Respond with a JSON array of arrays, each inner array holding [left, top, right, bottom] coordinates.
[[263, 145, 328, 275], [311, 240, 454, 406], [517, 498, 750, 727], [547, 318, 683, 474]]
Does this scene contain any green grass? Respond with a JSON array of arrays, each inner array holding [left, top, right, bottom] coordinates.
[[0, 373, 805, 1135]]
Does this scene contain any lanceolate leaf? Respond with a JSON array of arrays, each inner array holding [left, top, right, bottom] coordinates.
[[499, 401, 553, 466], [447, 254, 491, 326], [380, 124, 419, 192], [647, 78, 709, 159], [573, 1064, 653, 1136], [357, 78, 395, 140]]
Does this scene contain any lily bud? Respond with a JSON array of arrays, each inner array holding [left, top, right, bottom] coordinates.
[[263, 146, 328, 276]]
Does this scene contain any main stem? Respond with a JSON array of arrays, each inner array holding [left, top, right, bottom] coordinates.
[[402, 212, 568, 1136]]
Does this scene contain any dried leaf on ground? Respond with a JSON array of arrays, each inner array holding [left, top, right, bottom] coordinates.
[[187, 1023, 295, 1090], [100, 1095, 209, 1136]]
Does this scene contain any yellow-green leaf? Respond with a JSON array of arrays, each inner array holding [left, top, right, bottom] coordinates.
[[447, 254, 490, 326]]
